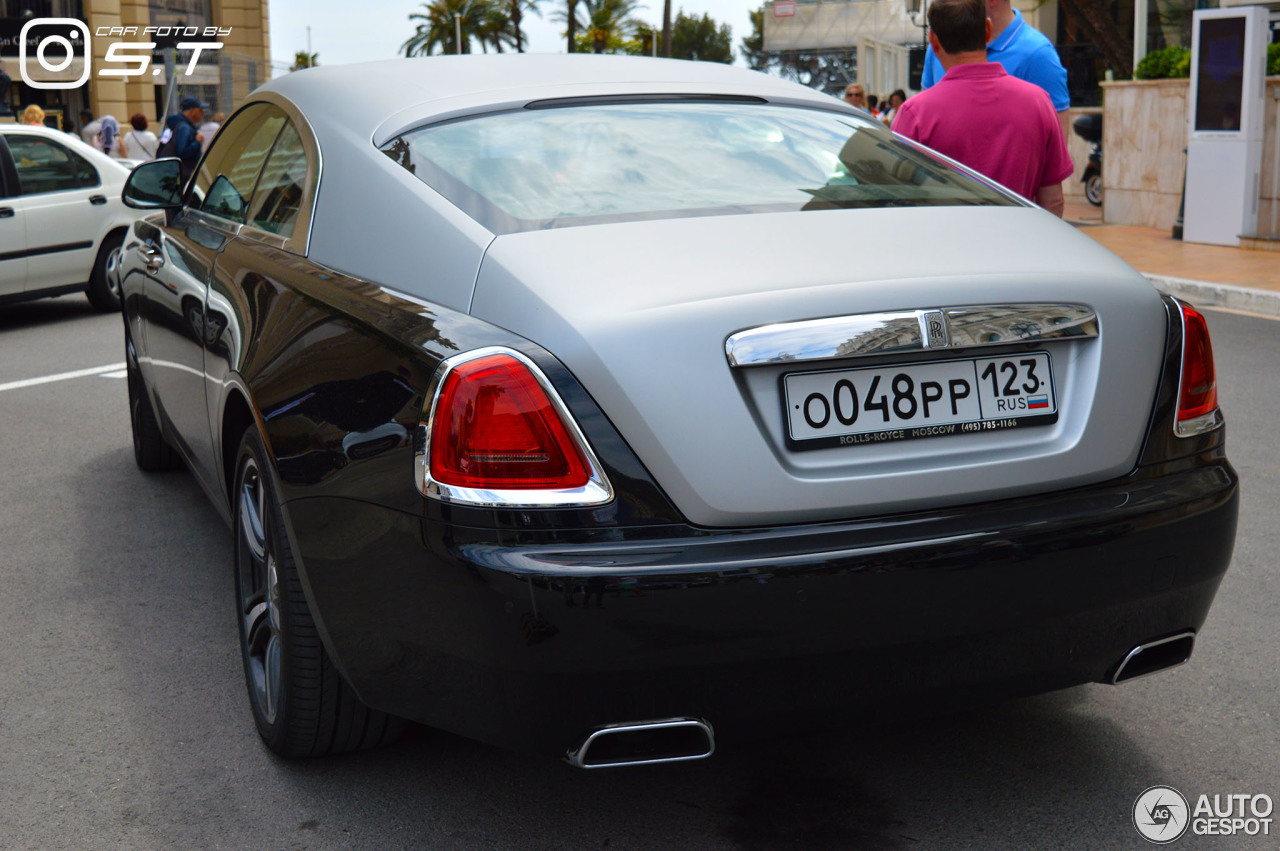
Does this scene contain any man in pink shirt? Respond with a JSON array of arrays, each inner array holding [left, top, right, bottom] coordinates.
[[891, 0, 1072, 216]]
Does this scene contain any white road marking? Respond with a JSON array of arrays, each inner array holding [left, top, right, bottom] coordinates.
[[0, 363, 127, 393], [99, 370, 128, 379]]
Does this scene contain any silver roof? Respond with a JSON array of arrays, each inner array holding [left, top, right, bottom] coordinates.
[[256, 54, 842, 147]]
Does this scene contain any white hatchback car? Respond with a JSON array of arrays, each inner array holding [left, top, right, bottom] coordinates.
[[0, 123, 141, 311]]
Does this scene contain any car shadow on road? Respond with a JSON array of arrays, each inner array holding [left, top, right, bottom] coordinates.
[[0, 294, 101, 332], [261, 686, 1159, 850], [65, 445, 1168, 850]]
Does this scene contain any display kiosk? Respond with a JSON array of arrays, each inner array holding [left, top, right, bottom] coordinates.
[[1181, 5, 1271, 246]]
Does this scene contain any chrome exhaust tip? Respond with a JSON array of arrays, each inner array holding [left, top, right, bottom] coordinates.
[[566, 718, 715, 769], [1110, 631, 1196, 684]]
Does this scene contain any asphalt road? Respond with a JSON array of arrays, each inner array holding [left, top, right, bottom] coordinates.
[[0, 295, 1276, 850]]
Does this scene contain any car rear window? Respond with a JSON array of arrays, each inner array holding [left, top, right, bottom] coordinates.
[[381, 101, 1019, 234]]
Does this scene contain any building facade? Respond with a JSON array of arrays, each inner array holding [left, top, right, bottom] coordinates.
[[1, 0, 268, 131], [760, 0, 1256, 106]]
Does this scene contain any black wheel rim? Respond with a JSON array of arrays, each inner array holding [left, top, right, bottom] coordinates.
[[237, 455, 283, 725]]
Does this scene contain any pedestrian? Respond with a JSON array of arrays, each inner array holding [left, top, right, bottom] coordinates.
[[120, 113, 159, 160], [21, 104, 45, 126], [891, 0, 1072, 216], [842, 82, 875, 116], [97, 114, 121, 158], [880, 89, 907, 127], [866, 94, 881, 117], [0, 61, 12, 117], [920, 0, 1068, 110], [156, 96, 208, 179], [79, 110, 101, 145], [199, 112, 224, 153]]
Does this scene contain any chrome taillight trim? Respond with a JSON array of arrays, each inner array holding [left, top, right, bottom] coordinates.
[[415, 346, 614, 508], [1171, 299, 1224, 439], [1175, 409, 1223, 438], [725, 303, 1098, 368]]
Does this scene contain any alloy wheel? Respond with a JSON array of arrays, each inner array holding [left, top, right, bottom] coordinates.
[[237, 455, 283, 725], [105, 245, 123, 301]]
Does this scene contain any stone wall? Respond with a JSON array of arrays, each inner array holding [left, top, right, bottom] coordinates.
[[1261, 81, 1280, 238], [1101, 78, 1280, 234]]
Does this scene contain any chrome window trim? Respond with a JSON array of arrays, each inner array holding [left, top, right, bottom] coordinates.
[[1171, 298, 1225, 438], [231, 91, 323, 258], [415, 346, 614, 508], [237, 226, 289, 251], [184, 102, 282, 230], [184, 207, 243, 236], [725, 303, 1099, 368]]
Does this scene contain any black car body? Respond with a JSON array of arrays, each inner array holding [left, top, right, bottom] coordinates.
[[117, 56, 1237, 766]]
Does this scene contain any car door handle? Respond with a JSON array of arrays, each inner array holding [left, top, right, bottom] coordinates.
[[143, 243, 166, 271], [89, 195, 108, 205], [0, 207, 13, 218]]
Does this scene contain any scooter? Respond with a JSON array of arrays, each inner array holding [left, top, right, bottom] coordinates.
[[1071, 113, 1103, 207]]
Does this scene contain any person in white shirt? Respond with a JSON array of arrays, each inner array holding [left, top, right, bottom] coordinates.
[[119, 113, 159, 160], [79, 110, 100, 146], [198, 113, 224, 154]]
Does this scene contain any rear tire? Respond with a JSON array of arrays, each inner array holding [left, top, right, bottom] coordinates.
[[1084, 173, 1103, 207], [233, 426, 406, 757], [87, 231, 124, 313], [126, 331, 181, 472]]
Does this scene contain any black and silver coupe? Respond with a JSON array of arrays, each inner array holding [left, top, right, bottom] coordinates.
[[117, 56, 1238, 767]]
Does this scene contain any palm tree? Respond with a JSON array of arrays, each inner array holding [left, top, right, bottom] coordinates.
[[507, 0, 541, 53], [475, 4, 517, 52], [580, 0, 644, 53], [402, 0, 498, 56], [551, 0, 579, 52], [660, 0, 671, 57]]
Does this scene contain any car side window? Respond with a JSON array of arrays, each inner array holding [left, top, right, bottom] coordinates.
[[190, 103, 286, 224], [6, 135, 100, 196], [246, 122, 307, 239]]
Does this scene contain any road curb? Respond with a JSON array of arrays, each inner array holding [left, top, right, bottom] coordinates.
[[1147, 275, 1280, 318]]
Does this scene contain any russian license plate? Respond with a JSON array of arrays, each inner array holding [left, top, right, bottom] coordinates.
[[784, 352, 1057, 449]]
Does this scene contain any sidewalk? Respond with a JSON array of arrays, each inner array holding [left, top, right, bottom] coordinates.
[[1064, 200, 1280, 317]]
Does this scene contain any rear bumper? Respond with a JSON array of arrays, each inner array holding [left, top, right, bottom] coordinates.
[[284, 456, 1238, 757]]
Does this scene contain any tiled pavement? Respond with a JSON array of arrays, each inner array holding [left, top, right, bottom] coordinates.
[[1063, 200, 1280, 316]]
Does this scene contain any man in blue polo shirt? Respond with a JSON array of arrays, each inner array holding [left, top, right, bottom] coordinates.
[[919, 0, 1069, 111]]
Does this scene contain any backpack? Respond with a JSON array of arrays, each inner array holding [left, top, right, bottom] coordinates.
[[155, 125, 194, 179], [155, 126, 178, 159]]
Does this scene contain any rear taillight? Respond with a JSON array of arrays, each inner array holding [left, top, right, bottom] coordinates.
[[417, 348, 613, 507], [1175, 302, 1221, 437]]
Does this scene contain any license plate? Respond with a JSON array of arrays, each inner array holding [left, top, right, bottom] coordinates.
[[784, 352, 1057, 449]]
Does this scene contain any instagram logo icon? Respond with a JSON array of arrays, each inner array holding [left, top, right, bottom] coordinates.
[[19, 18, 92, 90]]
